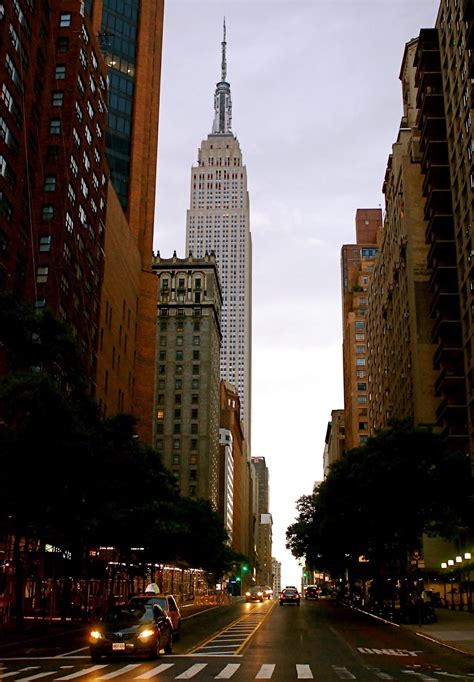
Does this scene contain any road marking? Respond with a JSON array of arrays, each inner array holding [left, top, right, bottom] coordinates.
[[214, 663, 240, 679], [55, 666, 108, 679], [401, 672, 438, 681], [333, 666, 356, 679], [374, 674, 394, 680], [56, 648, 89, 658], [1, 668, 40, 679], [134, 663, 174, 679], [255, 664, 275, 679], [14, 673, 56, 681], [96, 664, 142, 679], [296, 663, 313, 679], [175, 663, 208, 679], [358, 647, 418, 657]]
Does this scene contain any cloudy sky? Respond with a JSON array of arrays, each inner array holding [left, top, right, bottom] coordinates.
[[153, 0, 440, 586]]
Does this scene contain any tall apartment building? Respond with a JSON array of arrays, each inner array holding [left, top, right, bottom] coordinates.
[[185, 23, 252, 443], [414, 23, 469, 457], [323, 409, 345, 476], [0, 1, 109, 391], [252, 456, 273, 586], [219, 381, 253, 558], [367, 39, 440, 434], [433, 2, 473, 462], [271, 557, 281, 595], [341, 210, 380, 451], [87, 1, 164, 442], [151, 253, 222, 509], [0, 1, 165, 443]]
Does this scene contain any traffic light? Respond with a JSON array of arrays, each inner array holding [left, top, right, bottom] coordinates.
[[236, 576, 241, 582], [242, 564, 249, 573]]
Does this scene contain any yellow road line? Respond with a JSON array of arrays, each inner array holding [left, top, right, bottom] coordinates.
[[236, 600, 277, 654]]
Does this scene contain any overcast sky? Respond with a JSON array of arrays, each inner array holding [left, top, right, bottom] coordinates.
[[153, 0, 440, 587]]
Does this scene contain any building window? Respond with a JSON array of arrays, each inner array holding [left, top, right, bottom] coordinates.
[[36, 266, 48, 283], [59, 13, 71, 27], [42, 204, 54, 220], [156, 409, 164, 420], [176, 336, 183, 346], [57, 37, 69, 52], [192, 350, 199, 360], [44, 175, 56, 192], [39, 235, 52, 252], [55, 65, 66, 79], [175, 394, 181, 404], [191, 423, 198, 434], [355, 321, 365, 330], [356, 358, 366, 366], [175, 379, 182, 389], [176, 351, 183, 361], [357, 396, 367, 404], [357, 383, 367, 391], [173, 439, 180, 450], [52, 91, 63, 107], [159, 351, 166, 361], [49, 118, 61, 134], [65, 212, 74, 233], [193, 336, 200, 346]]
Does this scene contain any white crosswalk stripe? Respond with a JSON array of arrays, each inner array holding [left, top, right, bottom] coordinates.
[[54, 665, 108, 679], [255, 664, 276, 679], [332, 666, 356, 680], [14, 673, 56, 682], [1, 668, 40, 680], [214, 663, 241, 679], [175, 663, 208, 679], [134, 663, 175, 679], [96, 664, 142, 679], [296, 663, 313, 679]]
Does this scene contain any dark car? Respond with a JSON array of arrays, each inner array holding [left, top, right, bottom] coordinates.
[[279, 587, 300, 606], [304, 585, 319, 600], [88, 603, 173, 661], [129, 593, 182, 636], [245, 586, 264, 602]]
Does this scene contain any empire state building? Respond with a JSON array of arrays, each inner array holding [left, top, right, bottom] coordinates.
[[186, 22, 252, 443]]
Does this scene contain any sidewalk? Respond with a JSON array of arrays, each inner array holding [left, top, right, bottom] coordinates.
[[404, 607, 474, 656]]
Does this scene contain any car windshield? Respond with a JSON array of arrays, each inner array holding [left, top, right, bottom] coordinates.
[[284, 589, 297, 595], [249, 587, 262, 593], [103, 605, 155, 625]]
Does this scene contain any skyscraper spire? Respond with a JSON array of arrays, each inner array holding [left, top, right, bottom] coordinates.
[[212, 18, 232, 135], [221, 18, 227, 82]]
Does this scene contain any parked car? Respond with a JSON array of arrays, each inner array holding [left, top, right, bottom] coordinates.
[[245, 586, 265, 602], [88, 603, 173, 661], [279, 587, 300, 606], [129, 593, 182, 637]]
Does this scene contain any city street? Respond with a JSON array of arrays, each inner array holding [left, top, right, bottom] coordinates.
[[1, 599, 474, 680]]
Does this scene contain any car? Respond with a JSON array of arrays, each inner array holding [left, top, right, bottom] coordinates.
[[245, 586, 264, 602], [262, 585, 273, 599], [88, 603, 173, 661], [129, 593, 182, 637], [279, 587, 300, 606], [304, 585, 319, 600]]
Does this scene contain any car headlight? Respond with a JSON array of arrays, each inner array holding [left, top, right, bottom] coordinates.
[[90, 630, 104, 640], [138, 628, 155, 640], [245, 592, 251, 596], [257, 592, 263, 596]]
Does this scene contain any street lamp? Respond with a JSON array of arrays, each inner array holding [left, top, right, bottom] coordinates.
[[465, 553, 472, 612], [456, 556, 464, 610]]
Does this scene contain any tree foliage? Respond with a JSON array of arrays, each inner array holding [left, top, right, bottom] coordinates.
[[0, 293, 232, 585], [286, 420, 473, 579]]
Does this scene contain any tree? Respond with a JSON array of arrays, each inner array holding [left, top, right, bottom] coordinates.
[[286, 420, 473, 592]]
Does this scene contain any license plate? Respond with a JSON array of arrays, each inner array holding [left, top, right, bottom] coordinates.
[[112, 643, 126, 651]]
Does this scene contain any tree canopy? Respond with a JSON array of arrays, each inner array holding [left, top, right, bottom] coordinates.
[[0, 293, 233, 583], [286, 420, 473, 580]]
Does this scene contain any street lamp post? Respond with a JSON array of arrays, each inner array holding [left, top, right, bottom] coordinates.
[[456, 556, 464, 610], [448, 559, 455, 609], [465, 553, 472, 612]]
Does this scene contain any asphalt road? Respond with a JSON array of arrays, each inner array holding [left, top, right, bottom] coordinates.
[[1, 598, 474, 680]]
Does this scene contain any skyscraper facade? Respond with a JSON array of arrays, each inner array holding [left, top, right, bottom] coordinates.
[[87, 0, 165, 442], [185, 23, 252, 443], [341, 210, 380, 451], [151, 253, 222, 508], [0, 1, 109, 392]]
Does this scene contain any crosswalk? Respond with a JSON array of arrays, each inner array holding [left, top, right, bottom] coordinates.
[[0, 662, 468, 681]]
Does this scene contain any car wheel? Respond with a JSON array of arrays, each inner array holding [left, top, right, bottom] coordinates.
[[164, 631, 173, 655], [90, 651, 101, 663]]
